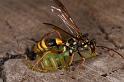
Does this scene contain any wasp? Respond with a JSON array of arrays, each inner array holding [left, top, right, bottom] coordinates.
[[25, 0, 124, 72]]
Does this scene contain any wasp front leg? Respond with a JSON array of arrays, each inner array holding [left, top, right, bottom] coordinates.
[[77, 50, 85, 64], [68, 52, 85, 69], [68, 53, 75, 66]]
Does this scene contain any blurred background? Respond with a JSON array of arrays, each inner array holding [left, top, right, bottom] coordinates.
[[0, 0, 124, 82]]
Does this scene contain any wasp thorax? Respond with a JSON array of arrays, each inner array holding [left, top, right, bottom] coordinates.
[[67, 38, 77, 45], [66, 38, 78, 52], [76, 36, 90, 51], [46, 38, 63, 47], [46, 38, 57, 47]]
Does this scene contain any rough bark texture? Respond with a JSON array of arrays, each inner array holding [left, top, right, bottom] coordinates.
[[0, 0, 124, 82]]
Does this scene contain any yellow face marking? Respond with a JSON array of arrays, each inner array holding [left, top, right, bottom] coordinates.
[[56, 38, 63, 45], [33, 45, 42, 53], [41, 39, 48, 49]]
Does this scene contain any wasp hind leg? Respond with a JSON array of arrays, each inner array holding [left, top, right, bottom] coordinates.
[[68, 53, 85, 69]]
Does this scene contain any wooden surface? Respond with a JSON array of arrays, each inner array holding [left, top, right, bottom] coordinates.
[[0, 0, 124, 82]]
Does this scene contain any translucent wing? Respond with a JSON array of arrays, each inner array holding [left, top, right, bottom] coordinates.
[[51, 0, 81, 37], [43, 23, 78, 41]]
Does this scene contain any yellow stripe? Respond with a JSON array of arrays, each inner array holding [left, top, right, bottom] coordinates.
[[56, 38, 63, 45], [33, 45, 40, 53], [41, 39, 48, 49], [38, 42, 43, 51]]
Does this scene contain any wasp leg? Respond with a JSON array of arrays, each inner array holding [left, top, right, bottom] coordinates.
[[32, 65, 48, 72], [41, 30, 62, 40], [69, 53, 75, 66], [25, 60, 49, 72], [31, 51, 50, 71], [79, 57, 85, 65], [48, 30, 62, 39], [77, 50, 85, 64], [54, 30, 62, 39]]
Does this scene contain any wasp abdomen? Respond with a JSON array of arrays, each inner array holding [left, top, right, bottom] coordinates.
[[33, 38, 63, 53]]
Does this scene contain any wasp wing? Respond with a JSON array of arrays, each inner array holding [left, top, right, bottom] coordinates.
[[43, 23, 78, 41], [51, 0, 81, 37]]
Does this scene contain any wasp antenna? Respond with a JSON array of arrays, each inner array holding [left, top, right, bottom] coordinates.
[[96, 45, 124, 59], [43, 22, 52, 25]]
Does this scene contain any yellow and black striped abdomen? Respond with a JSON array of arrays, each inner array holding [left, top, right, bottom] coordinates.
[[33, 38, 64, 54], [33, 39, 48, 53]]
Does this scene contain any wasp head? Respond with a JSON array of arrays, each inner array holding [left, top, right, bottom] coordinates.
[[78, 33, 96, 54]]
